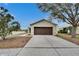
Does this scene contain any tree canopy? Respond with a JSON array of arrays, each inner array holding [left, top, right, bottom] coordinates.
[[38, 3, 79, 27], [38, 3, 79, 38], [0, 7, 20, 40]]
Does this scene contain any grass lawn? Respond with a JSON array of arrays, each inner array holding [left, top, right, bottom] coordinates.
[[0, 36, 31, 48], [57, 33, 79, 45]]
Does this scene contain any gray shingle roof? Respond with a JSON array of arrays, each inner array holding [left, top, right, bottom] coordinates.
[[30, 19, 57, 26]]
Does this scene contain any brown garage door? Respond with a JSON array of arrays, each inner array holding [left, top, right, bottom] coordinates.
[[34, 27, 53, 35]]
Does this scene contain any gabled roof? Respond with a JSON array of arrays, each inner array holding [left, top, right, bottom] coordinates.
[[30, 19, 57, 26]]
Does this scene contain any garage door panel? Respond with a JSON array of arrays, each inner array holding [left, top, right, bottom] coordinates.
[[34, 27, 53, 35]]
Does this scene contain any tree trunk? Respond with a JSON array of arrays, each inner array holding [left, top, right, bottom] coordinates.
[[2, 36, 6, 40], [71, 26, 77, 38]]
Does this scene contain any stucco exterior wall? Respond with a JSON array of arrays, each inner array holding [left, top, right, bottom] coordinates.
[[30, 21, 57, 35]]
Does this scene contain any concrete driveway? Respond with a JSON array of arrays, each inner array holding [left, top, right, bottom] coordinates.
[[0, 35, 79, 56], [18, 35, 79, 56]]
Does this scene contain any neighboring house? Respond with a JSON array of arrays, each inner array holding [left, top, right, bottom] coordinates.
[[28, 19, 57, 35], [58, 26, 79, 34]]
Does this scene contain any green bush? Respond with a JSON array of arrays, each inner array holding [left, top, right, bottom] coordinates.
[[58, 28, 68, 33]]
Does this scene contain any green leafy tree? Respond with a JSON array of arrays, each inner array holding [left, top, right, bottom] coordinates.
[[0, 7, 20, 40], [38, 3, 79, 38], [10, 21, 20, 31], [0, 7, 14, 40]]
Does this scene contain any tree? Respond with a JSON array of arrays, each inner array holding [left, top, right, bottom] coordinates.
[[0, 7, 14, 40], [0, 7, 20, 40], [10, 21, 20, 31], [38, 3, 79, 38]]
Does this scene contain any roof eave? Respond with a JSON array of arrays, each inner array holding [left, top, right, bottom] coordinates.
[[30, 19, 57, 26]]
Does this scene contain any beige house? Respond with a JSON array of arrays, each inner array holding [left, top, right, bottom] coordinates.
[[28, 19, 57, 35]]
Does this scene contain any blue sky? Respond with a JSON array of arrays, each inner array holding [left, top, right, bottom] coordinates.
[[0, 3, 69, 29]]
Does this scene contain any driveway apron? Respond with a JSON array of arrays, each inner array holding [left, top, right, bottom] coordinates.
[[18, 35, 79, 56]]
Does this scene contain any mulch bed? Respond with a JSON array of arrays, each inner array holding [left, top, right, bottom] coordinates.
[[56, 34, 79, 45], [0, 36, 31, 48]]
